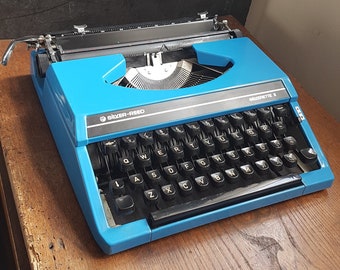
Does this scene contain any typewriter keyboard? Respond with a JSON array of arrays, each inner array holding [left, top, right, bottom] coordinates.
[[88, 103, 319, 227]]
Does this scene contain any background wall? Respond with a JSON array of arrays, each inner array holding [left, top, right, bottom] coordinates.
[[245, 0, 340, 121], [0, 0, 251, 38]]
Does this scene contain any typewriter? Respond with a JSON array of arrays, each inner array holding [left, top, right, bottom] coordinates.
[[2, 13, 334, 254]]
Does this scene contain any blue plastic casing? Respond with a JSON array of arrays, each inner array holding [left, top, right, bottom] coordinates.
[[30, 37, 334, 254]]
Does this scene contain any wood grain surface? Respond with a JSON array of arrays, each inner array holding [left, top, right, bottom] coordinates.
[[0, 16, 339, 269]]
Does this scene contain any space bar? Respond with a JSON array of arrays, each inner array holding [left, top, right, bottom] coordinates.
[[149, 174, 302, 228]]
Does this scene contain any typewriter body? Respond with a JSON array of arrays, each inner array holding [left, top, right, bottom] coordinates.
[[2, 14, 334, 254]]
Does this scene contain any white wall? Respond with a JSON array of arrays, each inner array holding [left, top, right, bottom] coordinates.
[[245, 0, 340, 121]]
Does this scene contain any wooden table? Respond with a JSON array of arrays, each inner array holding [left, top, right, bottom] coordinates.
[[0, 17, 339, 270]]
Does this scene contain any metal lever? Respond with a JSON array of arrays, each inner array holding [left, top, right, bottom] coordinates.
[[213, 15, 231, 31], [1, 35, 44, 66]]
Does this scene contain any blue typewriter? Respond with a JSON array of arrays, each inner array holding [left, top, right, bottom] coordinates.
[[2, 14, 334, 254]]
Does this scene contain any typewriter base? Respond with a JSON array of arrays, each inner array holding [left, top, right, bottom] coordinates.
[[30, 49, 333, 255]]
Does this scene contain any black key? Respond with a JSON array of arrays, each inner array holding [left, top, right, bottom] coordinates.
[[178, 180, 193, 196], [254, 143, 269, 159], [149, 174, 302, 228], [199, 137, 215, 153], [299, 148, 318, 164], [214, 116, 230, 131], [170, 125, 186, 139], [283, 153, 298, 168], [229, 112, 244, 127], [243, 110, 258, 123], [239, 164, 255, 179], [273, 104, 289, 117], [121, 135, 137, 150], [101, 139, 119, 154], [257, 107, 272, 121], [214, 134, 229, 150], [283, 136, 298, 150], [110, 178, 125, 196], [138, 131, 154, 146], [200, 119, 215, 134], [180, 161, 195, 176], [169, 145, 185, 160], [129, 174, 144, 189], [210, 172, 225, 187], [163, 165, 179, 181], [241, 147, 255, 162], [194, 176, 210, 191], [184, 140, 200, 157], [185, 122, 201, 136], [211, 154, 226, 169], [135, 152, 152, 168], [195, 158, 210, 173], [272, 121, 287, 136], [258, 124, 273, 139], [224, 168, 240, 183], [269, 156, 283, 172], [146, 169, 162, 185], [144, 189, 159, 206], [230, 131, 244, 147], [155, 128, 170, 142], [153, 147, 168, 164], [115, 195, 135, 215], [225, 150, 240, 166], [254, 160, 270, 175], [244, 128, 259, 144], [161, 184, 177, 201], [269, 139, 283, 155], [119, 156, 134, 172]]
